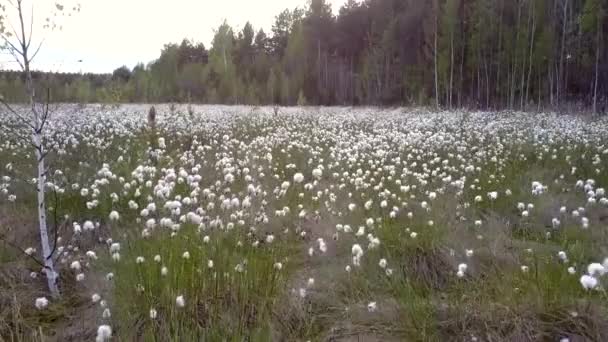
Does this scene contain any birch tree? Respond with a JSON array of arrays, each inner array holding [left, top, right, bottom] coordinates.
[[582, 0, 605, 114], [0, 0, 78, 297]]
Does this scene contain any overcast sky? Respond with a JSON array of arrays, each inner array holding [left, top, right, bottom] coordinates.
[[1, 0, 346, 74]]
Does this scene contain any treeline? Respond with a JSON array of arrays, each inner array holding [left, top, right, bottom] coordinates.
[[1, 0, 606, 111]]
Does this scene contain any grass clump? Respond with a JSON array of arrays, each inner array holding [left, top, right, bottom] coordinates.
[[110, 225, 299, 341]]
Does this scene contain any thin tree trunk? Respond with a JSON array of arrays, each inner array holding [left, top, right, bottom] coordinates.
[[549, 63, 554, 107], [15, 0, 59, 297], [511, 0, 522, 109], [538, 68, 542, 111], [434, 3, 439, 108], [525, 2, 536, 108], [593, 21, 600, 113], [558, 0, 568, 106], [484, 56, 490, 109], [459, 28, 465, 108], [449, 27, 454, 109], [496, 0, 504, 107], [520, 1, 532, 109]]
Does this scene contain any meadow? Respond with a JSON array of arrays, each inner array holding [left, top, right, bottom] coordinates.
[[1, 105, 607, 341]]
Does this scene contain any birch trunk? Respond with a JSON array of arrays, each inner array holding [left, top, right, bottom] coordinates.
[[592, 19, 600, 113], [434, 0, 439, 108], [16, 0, 60, 297], [557, 0, 568, 106]]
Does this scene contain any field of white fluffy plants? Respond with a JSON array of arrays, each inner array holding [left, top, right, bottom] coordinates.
[[1, 105, 608, 342]]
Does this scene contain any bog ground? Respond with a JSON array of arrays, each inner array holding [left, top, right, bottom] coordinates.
[[1, 105, 608, 341]]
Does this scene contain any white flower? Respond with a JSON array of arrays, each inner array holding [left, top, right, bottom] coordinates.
[[175, 295, 185, 308], [150, 308, 158, 319], [158, 137, 166, 149], [307, 278, 315, 287], [378, 258, 387, 269], [312, 168, 323, 179], [580, 275, 598, 290], [70, 260, 82, 271], [102, 308, 111, 319], [352, 244, 364, 267], [182, 251, 190, 259], [24, 247, 36, 256], [318, 238, 327, 253], [35, 297, 49, 310], [96, 325, 112, 342], [161, 266, 168, 276], [587, 263, 606, 276], [86, 251, 98, 260], [108, 210, 120, 221], [367, 302, 377, 312], [91, 293, 101, 303], [273, 262, 283, 270], [293, 173, 304, 183], [83, 220, 95, 231], [457, 263, 468, 278], [110, 242, 120, 253]]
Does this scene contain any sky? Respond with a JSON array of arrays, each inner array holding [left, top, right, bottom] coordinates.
[[1, 0, 346, 74]]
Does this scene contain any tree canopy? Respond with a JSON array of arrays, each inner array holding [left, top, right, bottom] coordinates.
[[1, 0, 606, 111]]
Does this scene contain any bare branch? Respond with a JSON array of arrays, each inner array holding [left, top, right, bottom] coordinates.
[[7, 21, 23, 47], [38, 87, 51, 133], [16, 0, 28, 55], [0, 121, 32, 146], [0, 32, 25, 57], [38, 149, 50, 163], [26, 2, 33, 49], [47, 187, 63, 260], [28, 38, 44, 63], [7, 45, 25, 70], [0, 232, 50, 271], [0, 98, 35, 130]]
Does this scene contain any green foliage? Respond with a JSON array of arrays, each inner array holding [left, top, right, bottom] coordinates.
[[0, 0, 605, 110], [111, 226, 297, 340]]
